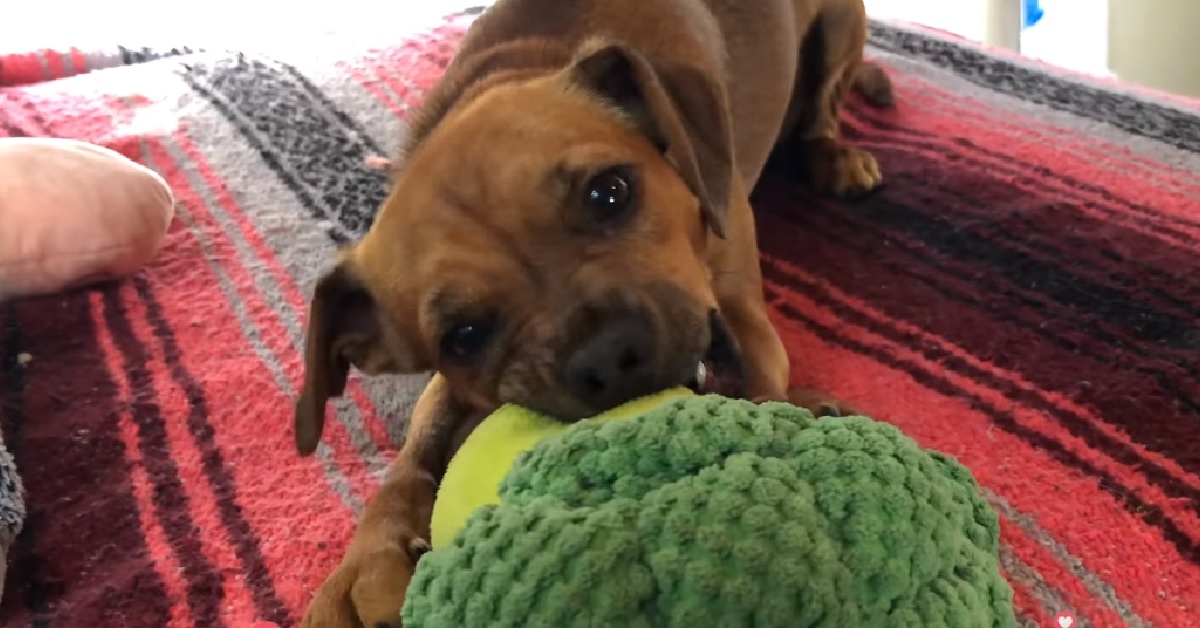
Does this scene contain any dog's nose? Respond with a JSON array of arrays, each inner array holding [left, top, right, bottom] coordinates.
[[564, 317, 658, 410]]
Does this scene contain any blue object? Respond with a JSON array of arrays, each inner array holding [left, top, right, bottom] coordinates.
[[1023, 0, 1045, 29]]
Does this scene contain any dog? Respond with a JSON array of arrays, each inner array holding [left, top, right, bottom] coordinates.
[[294, 0, 892, 624]]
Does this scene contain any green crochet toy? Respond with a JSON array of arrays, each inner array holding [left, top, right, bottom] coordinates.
[[401, 389, 1016, 628]]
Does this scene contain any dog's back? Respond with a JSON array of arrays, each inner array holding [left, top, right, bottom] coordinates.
[[402, 0, 803, 185]]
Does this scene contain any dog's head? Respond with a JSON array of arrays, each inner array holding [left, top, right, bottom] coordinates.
[[295, 40, 743, 454]]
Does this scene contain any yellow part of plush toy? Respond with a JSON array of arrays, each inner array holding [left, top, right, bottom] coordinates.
[[430, 387, 693, 548]]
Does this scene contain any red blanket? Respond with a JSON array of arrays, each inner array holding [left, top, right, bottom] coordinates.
[[1, 9, 1198, 628]]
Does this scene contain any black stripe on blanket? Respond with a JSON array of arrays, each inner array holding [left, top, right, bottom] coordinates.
[[867, 22, 1200, 153], [178, 54, 391, 243]]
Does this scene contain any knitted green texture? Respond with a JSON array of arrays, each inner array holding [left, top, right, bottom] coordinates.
[[401, 395, 1015, 628]]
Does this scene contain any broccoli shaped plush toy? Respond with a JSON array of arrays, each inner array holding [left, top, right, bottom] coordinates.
[[401, 390, 1016, 628]]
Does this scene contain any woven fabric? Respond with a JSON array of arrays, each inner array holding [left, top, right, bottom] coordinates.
[[0, 8, 1198, 628], [0, 46, 202, 88]]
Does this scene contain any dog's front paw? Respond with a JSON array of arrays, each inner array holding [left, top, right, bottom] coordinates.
[[786, 387, 858, 418], [803, 139, 884, 200], [828, 146, 882, 199], [302, 537, 430, 628]]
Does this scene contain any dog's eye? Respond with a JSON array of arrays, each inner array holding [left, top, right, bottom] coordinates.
[[583, 167, 635, 222], [439, 323, 494, 362]]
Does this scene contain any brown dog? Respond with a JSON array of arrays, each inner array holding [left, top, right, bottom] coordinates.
[[295, 0, 891, 625]]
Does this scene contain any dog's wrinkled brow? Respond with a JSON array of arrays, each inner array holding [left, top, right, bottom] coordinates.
[[426, 289, 472, 326], [546, 161, 584, 198]]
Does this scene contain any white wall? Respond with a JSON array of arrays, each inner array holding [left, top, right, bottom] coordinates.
[[863, 0, 991, 41], [864, 0, 1110, 76], [1108, 0, 1200, 98]]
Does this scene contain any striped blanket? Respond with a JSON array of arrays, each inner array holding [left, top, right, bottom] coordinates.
[[0, 45, 202, 88], [1, 8, 1199, 628]]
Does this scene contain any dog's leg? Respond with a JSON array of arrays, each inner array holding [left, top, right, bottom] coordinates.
[[720, 283, 789, 405], [789, 0, 883, 199], [302, 374, 465, 628], [714, 187, 854, 417], [712, 182, 788, 403]]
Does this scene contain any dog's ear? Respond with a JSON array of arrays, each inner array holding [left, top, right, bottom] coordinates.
[[568, 40, 735, 238], [294, 262, 420, 456]]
